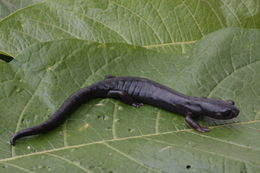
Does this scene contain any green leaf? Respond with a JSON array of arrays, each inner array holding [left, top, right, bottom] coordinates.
[[0, 28, 259, 172], [0, 0, 44, 19], [1, 0, 259, 57]]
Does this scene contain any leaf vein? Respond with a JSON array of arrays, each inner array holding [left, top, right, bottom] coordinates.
[[103, 142, 160, 173], [27, 18, 80, 39], [110, 0, 163, 43], [2, 120, 259, 163], [149, 2, 174, 43], [188, 131, 260, 151], [112, 102, 118, 139], [207, 59, 260, 97], [201, 0, 225, 27], [182, 0, 204, 37], [220, 0, 242, 26], [0, 162, 33, 173], [46, 153, 92, 173], [80, 54, 126, 88], [155, 110, 161, 134], [144, 137, 254, 165], [60, 8, 130, 43], [143, 40, 196, 48]]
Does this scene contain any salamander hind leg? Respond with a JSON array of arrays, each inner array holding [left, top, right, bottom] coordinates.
[[107, 90, 143, 108], [185, 113, 210, 132]]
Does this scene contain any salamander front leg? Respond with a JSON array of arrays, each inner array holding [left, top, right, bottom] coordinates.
[[185, 113, 210, 132], [107, 90, 143, 108]]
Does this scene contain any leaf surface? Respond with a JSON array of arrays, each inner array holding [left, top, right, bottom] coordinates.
[[0, 28, 259, 172], [0, 0, 259, 57], [0, 0, 43, 19]]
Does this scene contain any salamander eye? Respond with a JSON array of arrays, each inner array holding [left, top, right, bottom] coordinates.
[[226, 100, 235, 105]]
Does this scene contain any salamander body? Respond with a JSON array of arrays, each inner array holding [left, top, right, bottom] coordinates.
[[10, 76, 239, 145]]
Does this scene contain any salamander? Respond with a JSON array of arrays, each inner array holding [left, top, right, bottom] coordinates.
[[10, 76, 240, 145]]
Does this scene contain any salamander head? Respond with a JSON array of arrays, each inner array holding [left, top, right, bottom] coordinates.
[[197, 98, 240, 120]]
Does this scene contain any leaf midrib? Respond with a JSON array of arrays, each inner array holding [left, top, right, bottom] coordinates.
[[3, 119, 260, 163]]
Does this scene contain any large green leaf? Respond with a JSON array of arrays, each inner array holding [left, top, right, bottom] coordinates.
[[0, 0, 259, 57], [0, 28, 259, 172], [0, 0, 43, 19]]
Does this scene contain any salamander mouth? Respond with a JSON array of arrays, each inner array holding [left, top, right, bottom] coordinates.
[[213, 109, 240, 120], [226, 109, 240, 119]]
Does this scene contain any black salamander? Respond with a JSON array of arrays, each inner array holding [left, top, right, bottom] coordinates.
[[10, 76, 239, 145]]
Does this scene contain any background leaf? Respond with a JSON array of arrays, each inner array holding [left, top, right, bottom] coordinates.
[[1, 0, 260, 172], [0, 0, 43, 19], [0, 28, 259, 172], [0, 0, 259, 57]]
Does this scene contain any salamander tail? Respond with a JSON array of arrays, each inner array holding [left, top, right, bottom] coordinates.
[[10, 128, 36, 146], [10, 134, 18, 146]]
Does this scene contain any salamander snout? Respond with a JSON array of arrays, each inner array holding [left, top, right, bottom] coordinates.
[[215, 107, 240, 120], [201, 98, 240, 120], [225, 108, 239, 119], [224, 100, 240, 119]]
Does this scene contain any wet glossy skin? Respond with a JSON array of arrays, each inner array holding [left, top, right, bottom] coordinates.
[[10, 76, 240, 145]]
